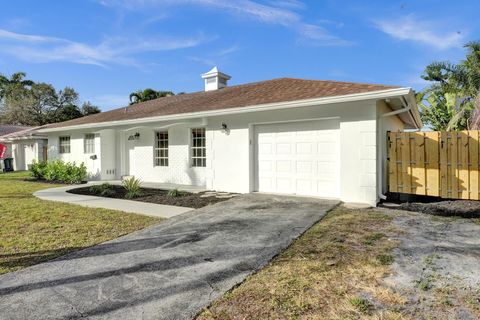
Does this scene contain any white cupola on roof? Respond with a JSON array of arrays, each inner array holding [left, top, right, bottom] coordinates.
[[201, 66, 231, 91]]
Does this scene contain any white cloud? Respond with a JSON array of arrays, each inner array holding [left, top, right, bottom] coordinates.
[[375, 14, 465, 50], [297, 24, 352, 46], [0, 29, 60, 42], [188, 44, 241, 67], [268, 0, 305, 10], [99, 0, 298, 25], [0, 29, 211, 67], [98, 0, 349, 46], [217, 45, 241, 56]]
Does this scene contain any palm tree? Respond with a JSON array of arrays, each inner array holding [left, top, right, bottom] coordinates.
[[129, 88, 174, 105], [0, 72, 34, 100], [470, 95, 480, 129], [421, 41, 480, 130]]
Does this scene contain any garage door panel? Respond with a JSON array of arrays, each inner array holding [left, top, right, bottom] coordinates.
[[296, 161, 315, 173], [318, 141, 336, 152], [296, 142, 315, 154], [317, 153, 337, 161], [258, 143, 273, 154], [318, 162, 336, 173], [276, 178, 293, 192], [296, 129, 317, 136], [276, 143, 292, 154], [276, 131, 294, 138], [259, 177, 273, 187], [258, 160, 273, 173], [318, 182, 333, 194], [276, 160, 292, 172], [255, 119, 339, 198], [296, 179, 314, 192], [317, 173, 336, 181]]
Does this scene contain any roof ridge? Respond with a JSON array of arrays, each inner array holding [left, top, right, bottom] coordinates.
[[271, 77, 401, 88]]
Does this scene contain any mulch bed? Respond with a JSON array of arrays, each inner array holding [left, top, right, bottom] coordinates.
[[67, 185, 231, 209], [398, 200, 480, 218]]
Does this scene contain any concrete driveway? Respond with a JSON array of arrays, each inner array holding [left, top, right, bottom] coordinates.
[[0, 194, 339, 320]]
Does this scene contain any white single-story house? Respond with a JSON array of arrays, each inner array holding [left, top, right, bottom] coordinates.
[[38, 67, 422, 205], [0, 126, 48, 171]]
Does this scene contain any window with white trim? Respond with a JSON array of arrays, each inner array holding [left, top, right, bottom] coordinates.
[[59, 136, 70, 154], [84, 134, 95, 154], [154, 131, 169, 166], [191, 128, 206, 167]]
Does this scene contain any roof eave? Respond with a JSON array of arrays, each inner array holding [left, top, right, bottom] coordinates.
[[404, 89, 423, 129], [0, 134, 47, 142]]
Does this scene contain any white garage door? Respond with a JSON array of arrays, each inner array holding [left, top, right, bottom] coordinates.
[[255, 119, 340, 198]]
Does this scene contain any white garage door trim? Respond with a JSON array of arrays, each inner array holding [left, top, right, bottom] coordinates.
[[254, 119, 340, 198]]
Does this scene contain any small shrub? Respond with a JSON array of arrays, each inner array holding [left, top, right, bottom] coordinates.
[[376, 253, 394, 265], [349, 296, 371, 314], [90, 183, 115, 196], [30, 160, 47, 179], [122, 177, 142, 199], [167, 188, 183, 198], [416, 274, 435, 291], [363, 232, 384, 246], [29, 160, 86, 184]]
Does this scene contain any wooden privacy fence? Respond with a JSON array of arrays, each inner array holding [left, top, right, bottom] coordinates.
[[388, 131, 480, 200]]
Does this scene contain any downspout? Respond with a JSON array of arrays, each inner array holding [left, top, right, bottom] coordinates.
[[377, 97, 413, 201]]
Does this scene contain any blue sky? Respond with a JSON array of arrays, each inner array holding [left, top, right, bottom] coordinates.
[[0, 0, 478, 110]]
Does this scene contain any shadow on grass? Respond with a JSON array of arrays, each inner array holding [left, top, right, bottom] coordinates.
[[0, 248, 77, 272], [0, 195, 34, 199]]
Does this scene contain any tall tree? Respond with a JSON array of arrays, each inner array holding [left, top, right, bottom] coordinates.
[[0, 72, 34, 101], [420, 41, 480, 130], [0, 71, 102, 125], [129, 88, 174, 104], [1, 83, 91, 125], [81, 101, 101, 116]]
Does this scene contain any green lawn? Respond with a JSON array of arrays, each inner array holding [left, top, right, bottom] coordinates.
[[0, 171, 160, 274]]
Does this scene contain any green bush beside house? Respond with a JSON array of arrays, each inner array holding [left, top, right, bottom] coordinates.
[[30, 160, 87, 184]]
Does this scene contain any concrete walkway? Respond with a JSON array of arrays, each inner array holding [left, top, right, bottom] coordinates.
[[34, 184, 193, 218], [0, 194, 339, 320]]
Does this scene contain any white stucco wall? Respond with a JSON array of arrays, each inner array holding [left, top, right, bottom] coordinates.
[[48, 132, 102, 179], [124, 124, 207, 186], [204, 100, 378, 204], [43, 98, 407, 206], [9, 139, 47, 171]]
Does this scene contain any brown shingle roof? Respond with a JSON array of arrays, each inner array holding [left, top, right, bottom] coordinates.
[[0, 125, 32, 136], [45, 78, 400, 129], [0, 126, 45, 141]]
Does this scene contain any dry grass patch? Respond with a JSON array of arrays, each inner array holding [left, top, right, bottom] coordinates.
[[0, 172, 160, 274], [198, 206, 408, 320]]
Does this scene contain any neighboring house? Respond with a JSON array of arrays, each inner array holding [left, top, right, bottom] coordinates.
[[0, 127, 48, 171], [0, 125, 32, 137], [38, 67, 422, 205], [0, 125, 30, 160]]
